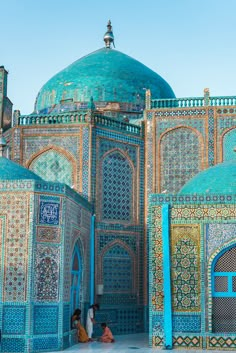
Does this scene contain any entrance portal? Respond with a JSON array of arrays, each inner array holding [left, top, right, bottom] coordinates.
[[212, 246, 236, 332], [70, 242, 83, 315]]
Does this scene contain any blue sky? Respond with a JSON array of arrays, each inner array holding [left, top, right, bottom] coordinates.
[[1, 0, 236, 114]]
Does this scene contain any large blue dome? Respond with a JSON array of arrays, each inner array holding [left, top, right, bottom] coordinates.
[[35, 48, 175, 114], [179, 160, 236, 195]]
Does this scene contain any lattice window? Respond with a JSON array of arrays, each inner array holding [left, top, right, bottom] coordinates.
[[103, 244, 133, 293], [29, 150, 73, 186], [101, 152, 133, 221], [212, 247, 236, 332], [160, 128, 201, 193]]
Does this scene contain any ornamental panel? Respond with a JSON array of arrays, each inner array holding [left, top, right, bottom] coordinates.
[[36, 226, 61, 243], [160, 128, 201, 193], [103, 244, 133, 293], [39, 200, 60, 225], [101, 151, 133, 221], [33, 305, 58, 334], [223, 128, 236, 161], [171, 225, 200, 311], [34, 245, 60, 301], [30, 149, 73, 187]]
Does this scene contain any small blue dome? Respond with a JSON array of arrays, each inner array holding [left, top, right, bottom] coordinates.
[[0, 157, 43, 181], [179, 160, 236, 195]]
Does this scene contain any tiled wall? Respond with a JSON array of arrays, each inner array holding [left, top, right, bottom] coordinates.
[[0, 180, 91, 352], [93, 127, 145, 333], [148, 194, 236, 349]]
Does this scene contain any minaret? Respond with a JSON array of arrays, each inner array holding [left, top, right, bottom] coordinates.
[[0, 66, 13, 131], [103, 20, 115, 48]]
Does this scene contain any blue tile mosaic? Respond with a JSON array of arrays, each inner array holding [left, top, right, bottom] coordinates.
[[33, 306, 58, 335], [3, 306, 26, 334]]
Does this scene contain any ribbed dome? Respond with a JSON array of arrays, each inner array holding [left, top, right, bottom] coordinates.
[[0, 157, 43, 181], [35, 48, 175, 114], [179, 160, 236, 195]]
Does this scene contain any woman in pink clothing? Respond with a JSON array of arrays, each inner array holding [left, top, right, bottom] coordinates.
[[99, 323, 115, 343]]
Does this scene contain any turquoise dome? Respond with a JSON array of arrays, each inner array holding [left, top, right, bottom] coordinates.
[[35, 48, 175, 114], [179, 160, 236, 194], [0, 157, 43, 181]]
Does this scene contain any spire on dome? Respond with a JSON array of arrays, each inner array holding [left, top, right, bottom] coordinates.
[[103, 20, 115, 48]]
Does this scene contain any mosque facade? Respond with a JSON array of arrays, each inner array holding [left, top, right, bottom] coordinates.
[[0, 21, 236, 352]]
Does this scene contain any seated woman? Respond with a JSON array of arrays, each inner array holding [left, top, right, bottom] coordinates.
[[77, 321, 89, 343], [71, 308, 89, 343], [99, 322, 115, 343]]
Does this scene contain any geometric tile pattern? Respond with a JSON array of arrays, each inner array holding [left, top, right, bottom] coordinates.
[[152, 314, 164, 336], [150, 205, 163, 311], [207, 223, 236, 260], [2, 194, 29, 302], [82, 127, 89, 198], [149, 194, 236, 349], [171, 225, 200, 311], [3, 306, 26, 334], [33, 306, 58, 334], [156, 114, 205, 136], [34, 245, 60, 301], [33, 337, 59, 351], [98, 233, 137, 253], [171, 205, 236, 220], [218, 114, 236, 135], [36, 226, 61, 243], [99, 138, 137, 166], [152, 336, 164, 347], [207, 109, 215, 166], [160, 127, 201, 193], [63, 304, 70, 333], [223, 128, 236, 161], [102, 151, 133, 221], [173, 335, 201, 347], [208, 335, 236, 349], [94, 308, 143, 335], [154, 109, 206, 118], [23, 132, 79, 164], [103, 244, 132, 292], [173, 315, 201, 332], [30, 149, 73, 187], [1, 338, 26, 352]]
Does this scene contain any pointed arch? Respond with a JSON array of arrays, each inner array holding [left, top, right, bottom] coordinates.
[[27, 145, 77, 187], [100, 240, 135, 294], [70, 239, 83, 315], [220, 127, 236, 162], [98, 148, 136, 223], [209, 242, 236, 333], [158, 126, 204, 193]]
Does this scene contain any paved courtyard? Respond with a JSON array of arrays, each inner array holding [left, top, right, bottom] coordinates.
[[49, 333, 229, 353]]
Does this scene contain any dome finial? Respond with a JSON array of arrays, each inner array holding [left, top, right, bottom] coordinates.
[[103, 20, 115, 48]]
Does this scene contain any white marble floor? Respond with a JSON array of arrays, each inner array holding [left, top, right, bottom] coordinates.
[[48, 333, 231, 353], [50, 333, 155, 353]]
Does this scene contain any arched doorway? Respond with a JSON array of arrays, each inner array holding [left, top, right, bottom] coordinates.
[[212, 246, 236, 332], [70, 242, 83, 315]]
